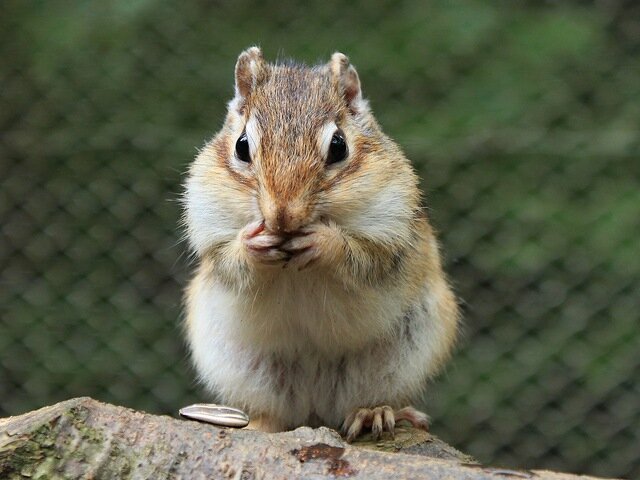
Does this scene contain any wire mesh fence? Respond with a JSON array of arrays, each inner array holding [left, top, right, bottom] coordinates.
[[1, 1, 639, 478]]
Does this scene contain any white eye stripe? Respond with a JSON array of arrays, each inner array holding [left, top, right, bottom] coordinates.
[[318, 121, 338, 157], [244, 116, 260, 158]]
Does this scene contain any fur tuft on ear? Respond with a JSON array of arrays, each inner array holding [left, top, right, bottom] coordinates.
[[328, 52, 365, 113], [234, 46, 268, 101]]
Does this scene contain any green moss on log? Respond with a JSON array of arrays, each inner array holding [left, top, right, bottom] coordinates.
[[0, 418, 59, 478]]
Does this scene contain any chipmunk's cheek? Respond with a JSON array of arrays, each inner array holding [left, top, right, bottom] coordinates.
[[185, 183, 251, 254]]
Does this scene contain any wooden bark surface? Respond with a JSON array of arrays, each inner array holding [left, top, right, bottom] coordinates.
[[0, 397, 613, 479]]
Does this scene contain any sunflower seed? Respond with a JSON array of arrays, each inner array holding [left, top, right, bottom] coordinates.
[[179, 404, 250, 427]]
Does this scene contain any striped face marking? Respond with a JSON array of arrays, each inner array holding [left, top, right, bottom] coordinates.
[[318, 121, 338, 160], [244, 115, 261, 160]]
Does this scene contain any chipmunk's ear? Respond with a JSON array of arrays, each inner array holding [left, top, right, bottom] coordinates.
[[234, 46, 268, 101], [328, 52, 366, 113]]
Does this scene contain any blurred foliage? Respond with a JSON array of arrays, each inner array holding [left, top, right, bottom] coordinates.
[[1, 1, 639, 478]]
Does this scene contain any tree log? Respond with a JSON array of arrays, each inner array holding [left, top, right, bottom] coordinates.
[[0, 397, 611, 479]]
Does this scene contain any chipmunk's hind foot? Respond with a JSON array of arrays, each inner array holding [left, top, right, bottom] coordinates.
[[341, 405, 430, 442]]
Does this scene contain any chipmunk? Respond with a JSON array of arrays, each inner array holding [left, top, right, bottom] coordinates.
[[183, 47, 459, 441]]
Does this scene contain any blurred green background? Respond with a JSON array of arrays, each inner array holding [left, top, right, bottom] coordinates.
[[1, 1, 639, 477]]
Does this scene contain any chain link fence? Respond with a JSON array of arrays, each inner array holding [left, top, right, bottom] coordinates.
[[1, 1, 639, 478]]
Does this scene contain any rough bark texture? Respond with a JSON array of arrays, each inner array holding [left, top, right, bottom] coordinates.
[[0, 397, 612, 479]]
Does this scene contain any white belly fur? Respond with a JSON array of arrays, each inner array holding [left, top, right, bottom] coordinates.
[[187, 269, 450, 429]]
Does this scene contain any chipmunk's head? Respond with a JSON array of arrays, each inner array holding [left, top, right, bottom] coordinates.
[[185, 47, 419, 255], [227, 46, 381, 235]]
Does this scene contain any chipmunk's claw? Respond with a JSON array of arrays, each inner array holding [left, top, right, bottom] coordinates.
[[242, 221, 288, 265], [280, 230, 320, 270], [341, 406, 429, 442]]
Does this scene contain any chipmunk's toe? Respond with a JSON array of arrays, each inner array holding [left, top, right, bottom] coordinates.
[[341, 405, 429, 442], [242, 222, 288, 266], [341, 405, 395, 442]]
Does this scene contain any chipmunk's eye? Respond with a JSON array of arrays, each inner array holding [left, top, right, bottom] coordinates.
[[327, 130, 348, 165], [235, 131, 251, 163]]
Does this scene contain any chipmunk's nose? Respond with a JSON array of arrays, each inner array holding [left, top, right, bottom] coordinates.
[[261, 198, 308, 234]]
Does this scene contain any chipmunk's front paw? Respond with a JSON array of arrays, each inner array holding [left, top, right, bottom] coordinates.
[[341, 406, 430, 442], [242, 221, 288, 266], [280, 221, 345, 270]]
